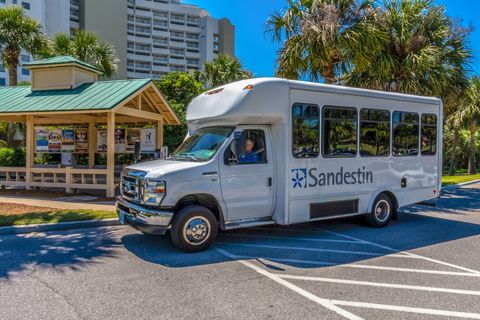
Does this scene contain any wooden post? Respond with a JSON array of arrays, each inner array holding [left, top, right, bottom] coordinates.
[[156, 117, 164, 150], [106, 112, 115, 198], [65, 166, 72, 194], [88, 120, 96, 168], [25, 115, 34, 190]]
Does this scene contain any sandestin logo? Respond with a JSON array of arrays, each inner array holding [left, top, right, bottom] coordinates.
[[291, 168, 307, 188], [291, 167, 374, 189]]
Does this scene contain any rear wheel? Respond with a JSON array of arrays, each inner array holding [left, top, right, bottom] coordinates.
[[364, 194, 393, 227], [170, 205, 218, 253]]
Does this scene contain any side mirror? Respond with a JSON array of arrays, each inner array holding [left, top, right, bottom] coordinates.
[[227, 155, 238, 165]]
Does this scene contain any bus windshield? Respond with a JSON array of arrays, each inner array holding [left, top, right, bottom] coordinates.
[[170, 126, 234, 162]]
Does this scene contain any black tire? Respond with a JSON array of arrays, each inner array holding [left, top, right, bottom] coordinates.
[[364, 193, 393, 228], [170, 205, 218, 253]]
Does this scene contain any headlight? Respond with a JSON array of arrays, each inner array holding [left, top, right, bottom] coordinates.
[[142, 180, 166, 206]]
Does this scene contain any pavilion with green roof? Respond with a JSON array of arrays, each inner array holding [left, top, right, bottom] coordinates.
[[0, 56, 180, 197]]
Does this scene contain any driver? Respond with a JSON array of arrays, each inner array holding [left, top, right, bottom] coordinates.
[[239, 138, 260, 163]]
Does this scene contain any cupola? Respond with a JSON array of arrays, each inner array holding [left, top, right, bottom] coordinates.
[[23, 56, 103, 91]]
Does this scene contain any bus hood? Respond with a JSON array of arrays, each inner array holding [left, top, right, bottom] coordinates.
[[125, 160, 207, 179]]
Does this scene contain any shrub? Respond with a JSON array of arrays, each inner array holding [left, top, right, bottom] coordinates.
[[0, 147, 25, 167]]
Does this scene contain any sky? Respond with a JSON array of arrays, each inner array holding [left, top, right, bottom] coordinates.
[[183, 0, 480, 78]]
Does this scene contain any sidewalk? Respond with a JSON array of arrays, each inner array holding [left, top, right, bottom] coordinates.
[[0, 195, 115, 211]]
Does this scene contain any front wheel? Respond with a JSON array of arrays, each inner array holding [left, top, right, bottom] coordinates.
[[170, 205, 218, 253], [364, 194, 393, 227]]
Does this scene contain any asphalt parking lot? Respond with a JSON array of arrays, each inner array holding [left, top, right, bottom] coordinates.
[[1, 184, 480, 320]]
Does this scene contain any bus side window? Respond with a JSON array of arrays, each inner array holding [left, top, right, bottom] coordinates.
[[421, 114, 437, 156], [292, 103, 320, 158], [392, 111, 419, 156], [360, 109, 390, 157], [323, 106, 357, 158]]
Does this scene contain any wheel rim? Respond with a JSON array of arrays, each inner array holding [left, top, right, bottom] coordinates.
[[374, 200, 391, 223], [183, 216, 211, 246]]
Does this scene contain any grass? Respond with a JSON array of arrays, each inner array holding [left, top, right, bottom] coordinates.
[[0, 208, 117, 227], [442, 173, 480, 187]]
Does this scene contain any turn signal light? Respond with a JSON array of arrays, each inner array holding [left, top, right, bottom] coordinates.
[[243, 85, 254, 90]]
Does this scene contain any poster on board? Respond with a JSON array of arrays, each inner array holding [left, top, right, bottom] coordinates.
[[48, 129, 62, 153], [141, 128, 156, 152], [126, 128, 141, 153], [75, 128, 88, 153], [36, 128, 49, 152], [62, 129, 75, 152], [97, 130, 108, 152], [115, 128, 126, 153]]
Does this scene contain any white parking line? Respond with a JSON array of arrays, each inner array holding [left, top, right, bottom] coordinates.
[[218, 242, 415, 258], [277, 274, 480, 296], [217, 248, 480, 320], [229, 255, 480, 277], [331, 300, 480, 319], [216, 248, 364, 320], [223, 233, 362, 244], [323, 230, 480, 275]]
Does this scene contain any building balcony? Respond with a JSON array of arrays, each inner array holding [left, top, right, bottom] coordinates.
[[128, 53, 153, 62], [151, 47, 170, 55], [127, 35, 153, 45], [169, 58, 187, 66], [152, 65, 170, 73], [169, 40, 186, 49], [152, 29, 170, 38]]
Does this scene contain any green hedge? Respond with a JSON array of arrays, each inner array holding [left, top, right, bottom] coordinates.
[[0, 147, 26, 167]]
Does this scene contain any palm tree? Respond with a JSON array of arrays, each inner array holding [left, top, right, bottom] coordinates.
[[446, 77, 480, 175], [267, 0, 385, 84], [346, 0, 471, 97], [0, 6, 47, 147], [202, 55, 252, 88], [462, 77, 480, 174], [49, 30, 118, 77], [444, 76, 470, 175], [0, 6, 46, 86]]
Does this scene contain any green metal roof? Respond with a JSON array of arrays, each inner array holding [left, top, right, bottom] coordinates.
[[23, 56, 103, 74], [0, 79, 152, 114]]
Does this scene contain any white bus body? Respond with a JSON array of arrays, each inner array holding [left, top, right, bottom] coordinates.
[[116, 78, 442, 252]]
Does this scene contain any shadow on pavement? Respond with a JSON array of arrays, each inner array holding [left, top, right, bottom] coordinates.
[[121, 210, 480, 269], [0, 227, 121, 280], [408, 186, 480, 215]]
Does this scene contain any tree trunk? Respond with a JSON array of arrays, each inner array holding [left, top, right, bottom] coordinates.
[[322, 63, 335, 84], [449, 126, 459, 176], [5, 48, 20, 147], [468, 119, 477, 175], [8, 63, 18, 87]]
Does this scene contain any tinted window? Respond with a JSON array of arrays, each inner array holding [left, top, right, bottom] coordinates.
[[292, 103, 319, 158], [323, 107, 357, 157], [392, 112, 419, 156], [421, 114, 437, 155], [360, 109, 390, 156]]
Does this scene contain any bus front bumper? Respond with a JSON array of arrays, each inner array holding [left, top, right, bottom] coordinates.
[[116, 197, 174, 235]]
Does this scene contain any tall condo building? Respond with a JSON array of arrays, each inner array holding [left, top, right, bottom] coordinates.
[[0, 0, 71, 86], [0, 0, 235, 85], [76, 0, 235, 80]]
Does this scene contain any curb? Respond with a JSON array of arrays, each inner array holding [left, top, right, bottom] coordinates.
[[441, 178, 480, 191], [0, 218, 121, 236]]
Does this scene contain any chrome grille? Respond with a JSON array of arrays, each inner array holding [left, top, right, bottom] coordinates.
[[121, 169, 147, 203]]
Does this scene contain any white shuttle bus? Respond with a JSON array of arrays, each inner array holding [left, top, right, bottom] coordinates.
[[116, 78, 442, 252]]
